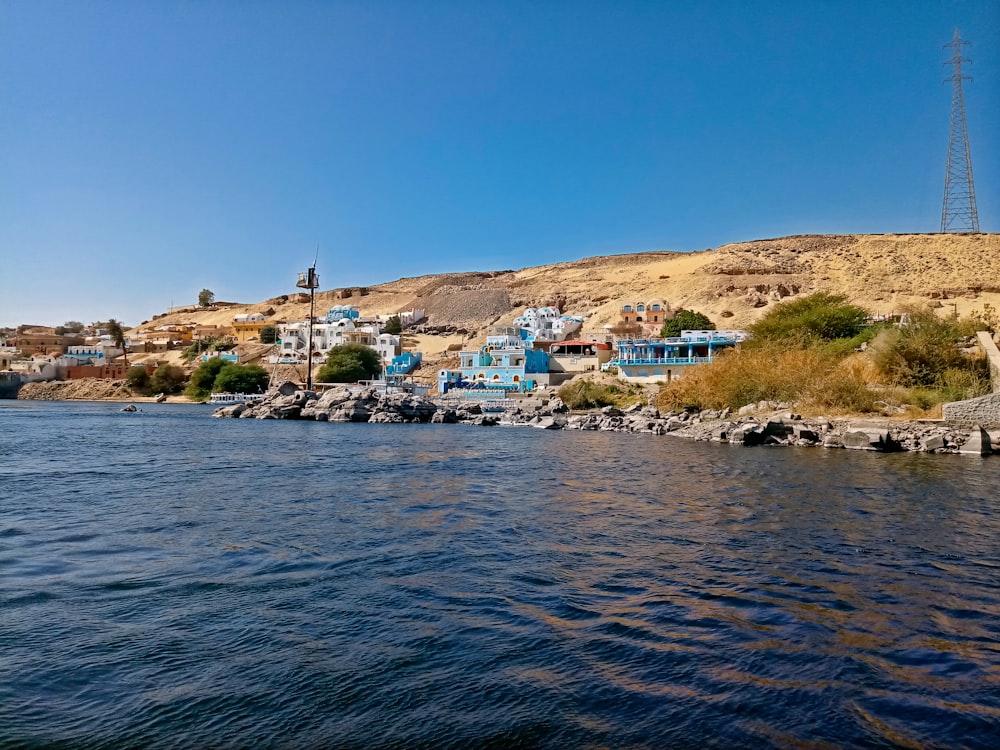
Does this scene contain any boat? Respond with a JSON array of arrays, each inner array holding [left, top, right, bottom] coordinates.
[[0, 371, 24, 399], [209, 392, 262, 405]]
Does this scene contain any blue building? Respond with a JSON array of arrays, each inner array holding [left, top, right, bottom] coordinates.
[[438, 327, 550, 393], [608, 330, 748, 383], [325, 305, 360, 323]]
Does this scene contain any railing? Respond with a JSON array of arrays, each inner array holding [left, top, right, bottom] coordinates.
[[609, 357, 713, 366]]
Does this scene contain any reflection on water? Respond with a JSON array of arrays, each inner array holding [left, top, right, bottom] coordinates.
[[1, 401, 999, 748]]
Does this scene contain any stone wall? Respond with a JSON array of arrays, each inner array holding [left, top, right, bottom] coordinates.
[[978, 331, 1000, 394], [942, 392, 1000, 429]]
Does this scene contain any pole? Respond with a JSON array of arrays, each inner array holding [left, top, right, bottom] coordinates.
[[307, 278, 315, 391], [297, 261, 320, 391]]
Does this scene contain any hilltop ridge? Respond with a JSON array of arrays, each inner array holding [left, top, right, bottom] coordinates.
[[136, 234, 999, 346]]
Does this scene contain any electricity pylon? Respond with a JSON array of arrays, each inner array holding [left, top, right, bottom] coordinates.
[[941, 28, 979, 233]]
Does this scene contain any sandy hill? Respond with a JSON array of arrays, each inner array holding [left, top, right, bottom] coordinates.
[[133, 233, 1000, 363]]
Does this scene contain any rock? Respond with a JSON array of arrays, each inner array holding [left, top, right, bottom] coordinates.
[[764, 420, 792, 438], [792, 426, 819, 443], [731, 425, 764, 446], [959, 426, 993, 456], [547, 397, 569, 414], [922, 434, 946, 452], [275, 381, 299, 396], [120, 404, 137, 412], [842, 429, 901, 452], [601, 406, 624, 418]]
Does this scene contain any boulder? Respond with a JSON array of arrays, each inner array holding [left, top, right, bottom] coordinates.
[[842, 429, 901, 452], [922, 434, 946, 452]]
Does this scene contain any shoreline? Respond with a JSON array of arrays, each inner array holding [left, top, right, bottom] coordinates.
[[10, 380, 997, 455], [211, 384, 999, 456]]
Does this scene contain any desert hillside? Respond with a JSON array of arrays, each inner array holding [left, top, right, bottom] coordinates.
[[133, 233, 1000, 362]]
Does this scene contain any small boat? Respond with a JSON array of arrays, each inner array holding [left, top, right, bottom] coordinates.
[[209, 392, 261, 405]]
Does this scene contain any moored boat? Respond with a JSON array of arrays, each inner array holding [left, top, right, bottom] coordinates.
[[209, 392, 261, 405]]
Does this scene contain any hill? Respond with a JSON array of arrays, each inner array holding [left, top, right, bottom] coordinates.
[[131, 233, 1000, 365]]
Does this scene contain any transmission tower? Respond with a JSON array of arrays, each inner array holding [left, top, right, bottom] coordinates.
[[941, 28, 979, 233]]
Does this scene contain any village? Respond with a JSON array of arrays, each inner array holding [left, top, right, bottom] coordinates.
[[0, 297, 749, 401]]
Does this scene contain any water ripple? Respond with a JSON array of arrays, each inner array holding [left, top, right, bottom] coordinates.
[[1, 401, 999, 748]]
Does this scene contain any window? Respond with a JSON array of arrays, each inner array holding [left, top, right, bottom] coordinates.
[[637, 305, 645, 311], [623, 305, 632, 312]]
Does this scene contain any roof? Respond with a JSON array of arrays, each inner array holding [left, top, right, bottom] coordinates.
[[550, 340, 611, 350]]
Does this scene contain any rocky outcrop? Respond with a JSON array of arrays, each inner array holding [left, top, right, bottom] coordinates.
[[214, 384, 996, 455], [213, 386, 439, 423], [18, 379, 139, 401]]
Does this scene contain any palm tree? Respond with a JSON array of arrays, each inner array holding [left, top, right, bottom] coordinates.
[[107, 319, 128, 366]]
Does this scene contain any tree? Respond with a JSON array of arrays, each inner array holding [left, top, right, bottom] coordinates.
[[661, 309, 716, 338], [212, 363, 269, 394], [63, 321, 85, 333], [106, 318, 128, 365], [149, 365, 187, 395], [384, 315, 402, 335], [317, 343, 382, 383], [126, 365, 151, 393], [260, 325, 277, 344], [185, 357, 228, 399], [198, 289, 215, 307]]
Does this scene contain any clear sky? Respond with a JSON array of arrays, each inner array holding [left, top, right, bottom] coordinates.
[[1, 0, 998, 328]]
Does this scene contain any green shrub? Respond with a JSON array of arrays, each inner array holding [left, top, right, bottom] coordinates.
[[149, 365, 187, 395], [868, 307, 984, 388], [384, 315, 402, 335], [317, 343, 382, 383], [212, 363, 269, 394], [126, 366, 150, 393], [749, 293, 868, 344], [557, 380, 645, 410], [185, 357, 228, 400]]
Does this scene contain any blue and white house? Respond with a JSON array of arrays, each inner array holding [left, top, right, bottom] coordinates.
[[513, 307, 582, 344], [438, 327, 550, 393], [608, 330, 749, 384]]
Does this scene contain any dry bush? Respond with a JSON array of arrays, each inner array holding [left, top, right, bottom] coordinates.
[[655, 345, 881, 414]]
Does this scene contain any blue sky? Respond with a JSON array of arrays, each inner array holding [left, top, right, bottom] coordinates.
[[1, 0, 998, 328]]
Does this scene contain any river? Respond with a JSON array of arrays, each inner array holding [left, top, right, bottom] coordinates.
[[1, 400, 998, 748]]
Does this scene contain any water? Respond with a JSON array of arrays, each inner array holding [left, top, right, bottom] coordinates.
[[2, 400, 999, 749]]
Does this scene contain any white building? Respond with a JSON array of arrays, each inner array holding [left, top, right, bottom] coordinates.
[[513, 307, 583, 343], [270, 318, 400, 366]]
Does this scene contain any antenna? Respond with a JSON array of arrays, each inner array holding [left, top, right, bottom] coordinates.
[[941, 28, 980, 233]]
